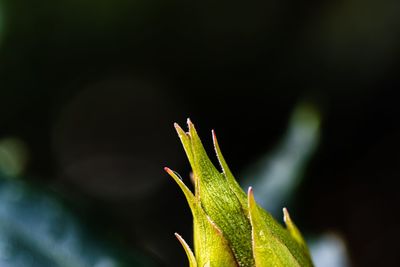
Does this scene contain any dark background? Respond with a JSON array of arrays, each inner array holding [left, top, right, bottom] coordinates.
[[0, 0, 399, 266]]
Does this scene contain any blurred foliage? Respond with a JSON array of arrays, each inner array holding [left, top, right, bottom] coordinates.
[[0, 138, 28, 177], [0, 174, 156, 267], [309, 234, 350, 267], [242, 103, 320, 216], [240, 104, 351, 267]]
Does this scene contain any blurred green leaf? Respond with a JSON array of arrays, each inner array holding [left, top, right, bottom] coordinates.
[[242, 103, 320, 216], [0, 173, 155, 267]]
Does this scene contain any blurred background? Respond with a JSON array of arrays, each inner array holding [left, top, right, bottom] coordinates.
[[0, 0, 399, 266]]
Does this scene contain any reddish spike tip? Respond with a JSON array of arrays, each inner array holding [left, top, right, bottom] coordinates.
[[174, 122, 190, 137], [164, 167, 172, 173], [248, 186, 256, 209], [247, 186, 253, 195], [283, 207, 290, 221], [186, 118, 193, 128], [212, 129, 220, 148], [211, 129, 216, 139], [174, 122, 183, 132]]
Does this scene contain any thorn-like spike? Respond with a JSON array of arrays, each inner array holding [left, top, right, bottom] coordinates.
[[282, 207, 309, 253], [211, 129, 216, 139], [164, 167, 196, 208], [212, 129, 227, 173], [283, 207, 290, 224], [175, 232, 186, 242], [164, 166, 174, 176], [174, 121, 195, 167], [212, 129, 248, 208], [248, 186, 253, 195], [187, 118, 197, 136], [175, 233, 197, 267], [165, 167, 183, 184], [174, 122, 187, 136], [247, 186, 256, 209]]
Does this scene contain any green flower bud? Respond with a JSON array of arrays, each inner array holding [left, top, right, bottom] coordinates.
[[166, 119, 314, 267]]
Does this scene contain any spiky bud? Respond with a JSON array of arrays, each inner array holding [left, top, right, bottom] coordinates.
[[165, 120, 313, 267]]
